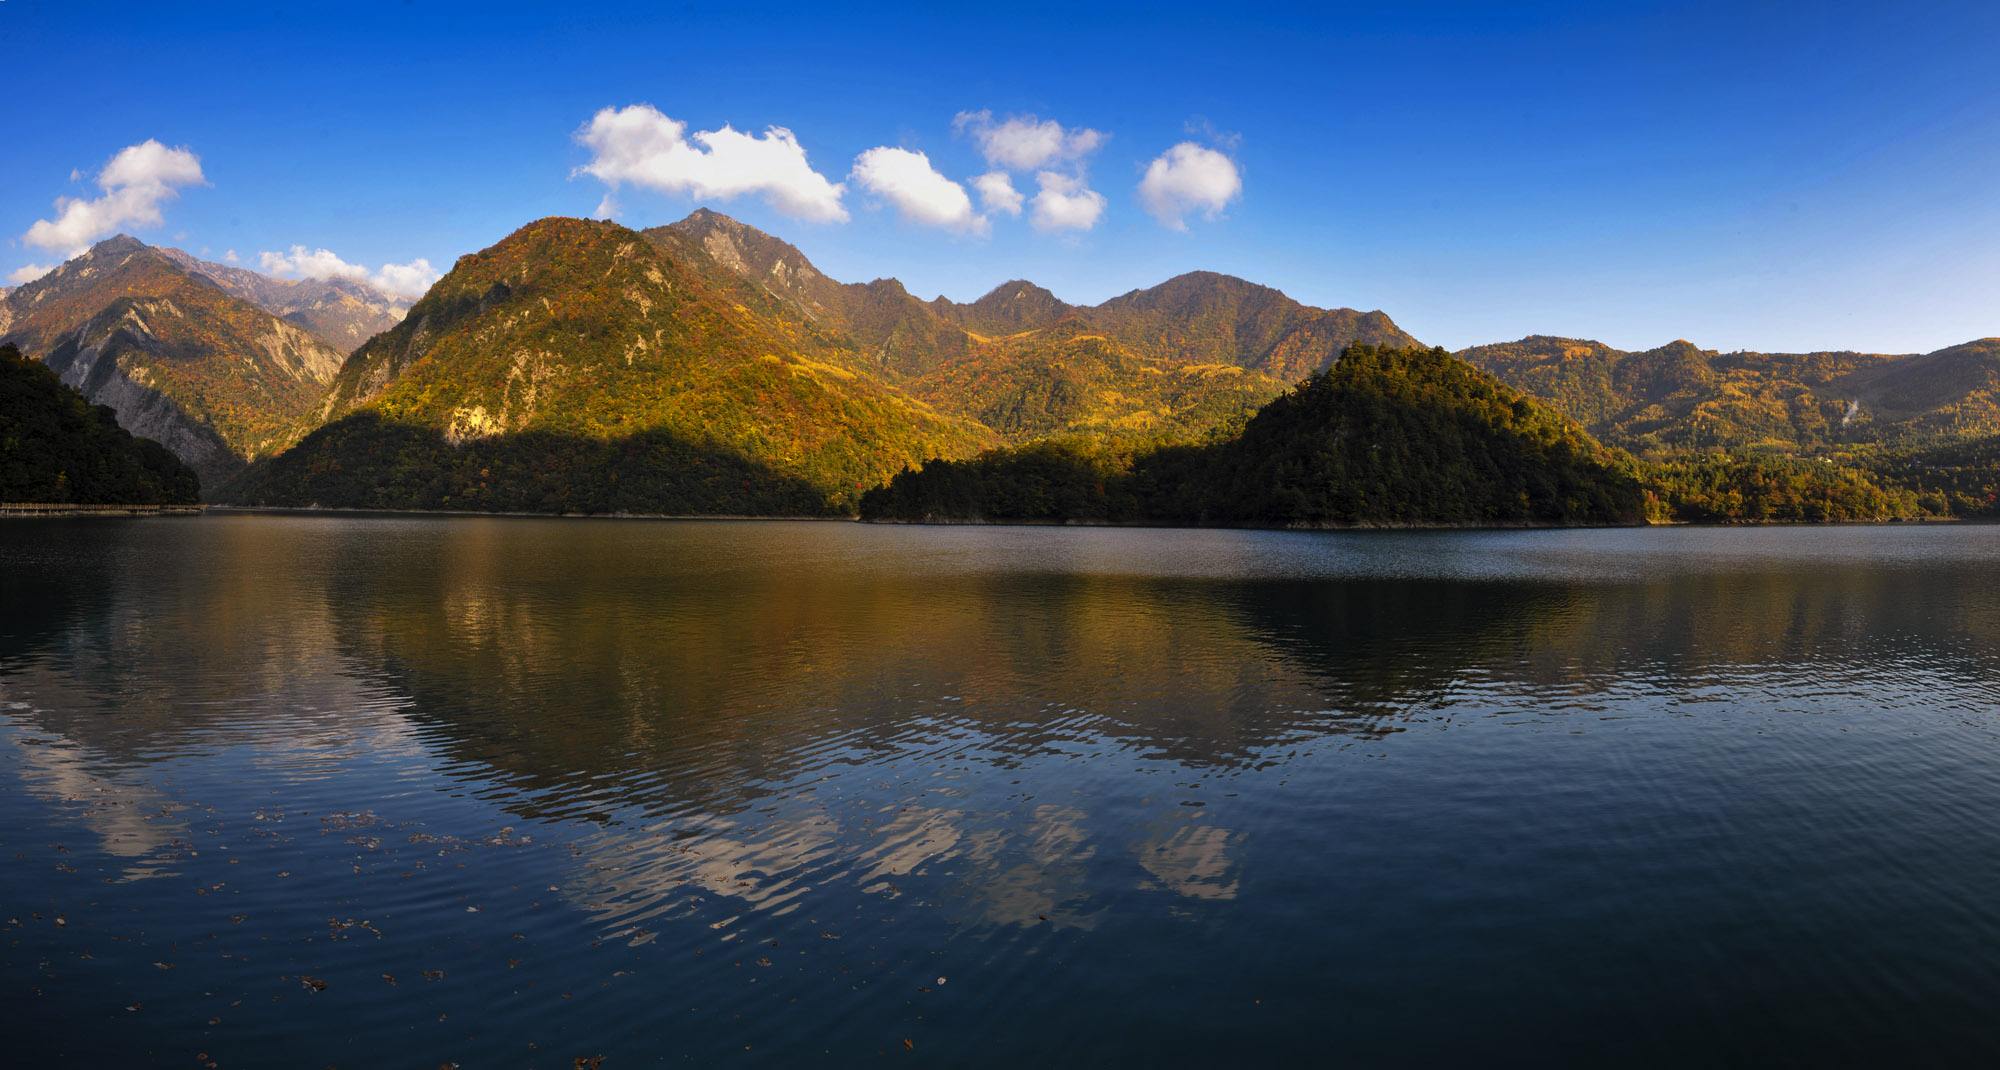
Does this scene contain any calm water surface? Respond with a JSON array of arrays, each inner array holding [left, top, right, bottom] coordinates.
[[5, 517, 2000, 1065]]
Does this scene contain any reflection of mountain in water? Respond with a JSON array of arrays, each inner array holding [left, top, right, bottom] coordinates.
[[329, 549, 1590, 821], [8, 519, 2000, 929]]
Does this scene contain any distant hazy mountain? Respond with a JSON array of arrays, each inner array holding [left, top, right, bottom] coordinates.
[[1458, 335, 2000, 452], [0, 236, 348, 484], [155, 248, 408, 355]]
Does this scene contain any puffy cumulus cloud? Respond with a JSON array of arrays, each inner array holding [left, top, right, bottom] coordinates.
[[953, 110, 1104, 171], [258, 246, 364, 281], [972, 171, 1023, 216], [8, 263, 56, 285], [369, 259, 442, 301], [24, 140, 207, 255], [258, 245, 440, 301], [849, 147, 986, 235], [1029, 172, 1105, 233], [574, 104, 847, 223], [1138, 142, 1242, 230]]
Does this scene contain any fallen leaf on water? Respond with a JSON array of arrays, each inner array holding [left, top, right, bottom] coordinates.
[[382, 973, 397, 986], [300, 976, 327, 992], [422, 969, 445, 982], [903, 1038, 914, 1052]]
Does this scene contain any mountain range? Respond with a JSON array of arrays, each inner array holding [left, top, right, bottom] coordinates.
[[220, 211, 1430, 513], [154, 248, 409, 355], [1458, 335, 2000, 455], [1, 209, 1995, 517], [0, 237, 347, 483]]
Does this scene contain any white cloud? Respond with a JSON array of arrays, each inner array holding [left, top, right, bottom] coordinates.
[[1029, 172, 1105, 232], [849, 147, 986, 234], [592, 193, 619, 220], [24, 140, 206, 256], [8, 263, 55, 285], [574, 104, 847, 223], [258, 245, 439, 301], [953, 111, 1104, 171], [223, 249, 239, 263], [972, 172, 1023, 216], [1138, 142, 1242, 230], [369, 260, 441, 301]]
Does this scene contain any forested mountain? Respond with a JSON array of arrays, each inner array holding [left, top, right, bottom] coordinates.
[[863, 346, 1647, 527], [0, 236, 348, 484], [10, 210, 1984, 523], [156, 248, 408, 354], [908, 325, 1285, 442], [933, 280, 1072, 336], [0, 344, 199, 504], [1088, 272, 1420, 382], [666, 210, 1421, 388], [222, 211, 1426, 514], [223, 217, 993, 513], [648, 209, 972, 377], [1458, 335, 2000, 454]]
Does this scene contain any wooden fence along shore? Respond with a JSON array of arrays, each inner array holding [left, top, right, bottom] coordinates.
[[0, 503, 205, 517]]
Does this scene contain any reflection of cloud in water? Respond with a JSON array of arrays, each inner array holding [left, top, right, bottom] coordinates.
[[3, 708, 187, 879], [565, 797, 1221, 937], [573, 813, 844, 935], [1138, 822, 1240, 901], [960, 804, 1100, 929], [856, 806, 963, 892]]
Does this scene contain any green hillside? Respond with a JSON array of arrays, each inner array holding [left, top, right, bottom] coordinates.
[[909, 325, 1285, 443], [1458, 335, 2000, 454], [863, 346, 1647, 527], [0, 344, 199, 504], [222, 218, 993, 513]]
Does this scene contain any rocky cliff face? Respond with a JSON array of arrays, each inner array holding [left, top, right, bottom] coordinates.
[[0, 237, 348, 485], [156, 248, 409, 354]]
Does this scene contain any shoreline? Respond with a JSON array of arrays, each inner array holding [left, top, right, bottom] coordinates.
[[201, 504, 847, 522], [188, 504, 1981, 532], [0, 502, 204, 518]]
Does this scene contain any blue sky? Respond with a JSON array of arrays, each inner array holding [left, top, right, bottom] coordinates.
[[3, 1, 1997, 353]]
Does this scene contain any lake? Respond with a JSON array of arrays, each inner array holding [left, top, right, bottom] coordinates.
[[5, 517, 2000, 1065]]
